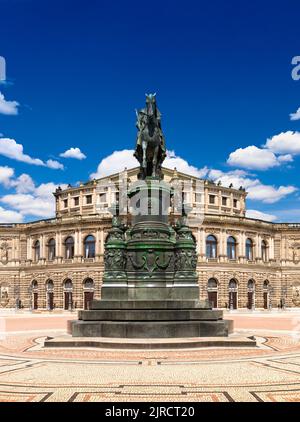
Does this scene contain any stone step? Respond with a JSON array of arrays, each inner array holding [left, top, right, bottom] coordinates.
[[91, 299, 210, 310], [45, 334, 256, 349], [78, 309, 223, 321], [68, 319, 234, 338]]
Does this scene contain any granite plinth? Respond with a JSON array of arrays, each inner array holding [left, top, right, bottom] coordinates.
[[68, 299, 233, 339], [44, 334, 256, 349], [68, 319, 233, 338]]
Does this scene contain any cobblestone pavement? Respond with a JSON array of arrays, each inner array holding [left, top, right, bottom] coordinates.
[[0, 311, 300, 402]]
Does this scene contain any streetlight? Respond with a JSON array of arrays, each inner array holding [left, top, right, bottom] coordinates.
[[268, 286, 274, 311], [27, 286, 33, 311], [281, 287, 287, 310], [14, 285, 20, 310]]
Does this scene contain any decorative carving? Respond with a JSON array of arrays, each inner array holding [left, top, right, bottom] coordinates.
[[0, 283, 9, 307], [128, 251, 172, 276], [0, 241, 11, 264], [292, 283, 300, 306], [104, 249, 126, 270], [175, 249, 197, 271]]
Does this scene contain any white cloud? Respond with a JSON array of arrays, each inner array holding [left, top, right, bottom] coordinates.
[[277, 154, 293, 163], [246, 184, 297, 203], [208, 169, 297, 203], [90, 149, 140, 179], [46, 159, 64, 170], [90, 149, 208, 179], [227, 146, 280, 170], [246, 209, 277, 222], [0, 138, 64, 169], [0, 165, 14, 187], [1, 193, 55, 218], [0, 91, 19, 115], [60, 147, 86, 160], [10, 173, 35, 194], [0, 175, 68, 220], [265, 131, 300, 155], [164, 150, 208, 177], [290, 107, 300, 121], [0, 206, 23, 223]]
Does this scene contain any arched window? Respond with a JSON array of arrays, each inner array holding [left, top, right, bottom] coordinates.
[[229, 279, 238, 290], [246, 238, 253, 260], [48, 238, 56, 261], [263, 280, 269, 290], [206, 235, 217, 259], [227, 236, 237, 260], [65, 236, 74, 259], [247, 279, 255, 291], [207, 278, 218, 289], [83, 278, 94, 289], [261, 240, 267, 261], [64, 279, 73, 290], [84, 235, 95, 258], [31, 280, 38, 289], [46, 280, 54, 291], [33, 240, 40, 262]]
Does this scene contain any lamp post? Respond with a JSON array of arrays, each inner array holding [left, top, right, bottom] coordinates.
[[268, 286, 274, 311], [14, 285, 20, 311], [28, 286, 33, 311], [229, 289, 234, 311], [281, 287, 287, 310]]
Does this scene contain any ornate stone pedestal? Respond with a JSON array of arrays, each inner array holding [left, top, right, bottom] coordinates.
[[68, 178, 234, 339]]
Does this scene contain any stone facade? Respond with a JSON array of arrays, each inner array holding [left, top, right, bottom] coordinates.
[[0, 167, 299, 310]]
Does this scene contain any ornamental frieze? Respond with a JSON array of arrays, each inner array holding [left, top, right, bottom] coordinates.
[[245, 231, 256, 237], [226, 230, 240, 236], [205, 228, 221, 234]]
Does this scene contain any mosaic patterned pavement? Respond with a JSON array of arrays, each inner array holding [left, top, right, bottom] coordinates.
[[1, 330, 300, 402]]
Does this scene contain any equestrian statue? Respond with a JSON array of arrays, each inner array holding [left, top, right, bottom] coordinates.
[[134, 93, 166, 179]]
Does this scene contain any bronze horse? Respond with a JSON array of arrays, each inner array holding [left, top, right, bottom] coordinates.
[[134, 94, 166, 179]]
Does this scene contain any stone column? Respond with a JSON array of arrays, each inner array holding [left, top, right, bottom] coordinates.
[[41, 235, 46, 260], [27, 237, 32, 261], [74, 230, 79, 256], [204, 187, 208, 213], [100, 229, 104, 254], [78, 230, 82, 258], [58, 232, 62, 259], [96, 229, 100, 253], [221, 229, 227, 262], [239, 232, 245, 262], [80, 190, 83, 215], [269, 237, 274, 260], [196, 227, 201, 254]]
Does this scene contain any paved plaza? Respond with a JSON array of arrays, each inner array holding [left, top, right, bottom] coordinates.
[[0, 310, 300, 402]]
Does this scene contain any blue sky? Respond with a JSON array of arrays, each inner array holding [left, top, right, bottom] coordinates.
[[1, 0, 300, 222]]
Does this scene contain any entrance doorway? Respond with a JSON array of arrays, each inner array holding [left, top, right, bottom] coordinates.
[[33, 292, 38, 310], [83, 278, 95, 310], [31, 280, 38, 310], [84, 291, 94, 310], [247, 280, 255, 310], [207, 278, 218, 308], [46, 280, 54, 311], [228, 279, 238, 310], [63, 279, 73, 310], [263, 280, 269, 309]]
